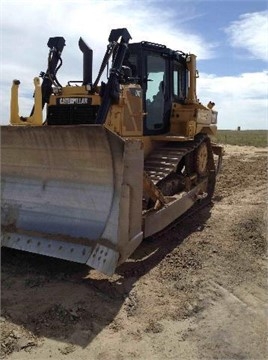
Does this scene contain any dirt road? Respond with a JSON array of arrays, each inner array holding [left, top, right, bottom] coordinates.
[[1, 145, 267, 360]]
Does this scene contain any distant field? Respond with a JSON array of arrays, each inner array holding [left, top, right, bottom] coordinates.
[[214, 130, 267, 147]]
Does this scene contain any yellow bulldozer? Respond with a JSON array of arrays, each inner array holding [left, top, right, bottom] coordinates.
[[1, 28, 223, 275]]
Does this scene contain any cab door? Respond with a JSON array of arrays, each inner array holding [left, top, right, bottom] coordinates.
[[144, 52, 171, 135], [126, 44, 172, 136]]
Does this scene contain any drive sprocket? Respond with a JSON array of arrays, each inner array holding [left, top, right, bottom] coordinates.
[[195, 141, 208, 176]]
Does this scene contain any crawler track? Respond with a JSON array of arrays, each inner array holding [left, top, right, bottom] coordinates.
[[119, 134, 217, 277], [144, 133, 207, 185]]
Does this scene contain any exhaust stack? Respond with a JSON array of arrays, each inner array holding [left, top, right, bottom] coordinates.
[[79, 37, 93, 85]]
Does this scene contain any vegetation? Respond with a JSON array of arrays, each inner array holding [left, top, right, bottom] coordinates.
[[214, 130, 267, 147]]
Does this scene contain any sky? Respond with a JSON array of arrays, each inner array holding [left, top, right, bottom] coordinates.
[[0, 0, 267, 129]]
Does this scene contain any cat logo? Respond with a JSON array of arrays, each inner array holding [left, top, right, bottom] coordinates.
[[57, 97, 91, 105]]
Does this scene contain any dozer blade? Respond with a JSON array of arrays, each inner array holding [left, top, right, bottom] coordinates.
[[1, 125, 144, 275]]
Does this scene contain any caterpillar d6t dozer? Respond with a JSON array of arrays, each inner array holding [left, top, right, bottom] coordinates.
[[1, 28, 223, 275]]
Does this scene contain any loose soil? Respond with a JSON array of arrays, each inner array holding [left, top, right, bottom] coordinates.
[[1, 145, 267, 360]]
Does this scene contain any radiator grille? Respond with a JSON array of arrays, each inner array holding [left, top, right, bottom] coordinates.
[[47, 105, 100, 125]]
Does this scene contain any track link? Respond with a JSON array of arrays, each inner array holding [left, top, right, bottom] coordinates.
[[144, 133, 207, 185]]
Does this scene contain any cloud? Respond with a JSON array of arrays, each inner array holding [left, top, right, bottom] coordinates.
[[224, 10, 268, 62], [198, 70, 268, 129], [0, 0, 217, 125], [1, 1, 267, 130]]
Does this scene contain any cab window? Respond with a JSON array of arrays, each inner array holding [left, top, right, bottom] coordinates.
[[145, 54, 166, 131], [173, 62, 187, 102]]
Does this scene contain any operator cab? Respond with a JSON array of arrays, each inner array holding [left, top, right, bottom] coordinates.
[[45, 34, 189, 133], [126, 42, 188, 135]]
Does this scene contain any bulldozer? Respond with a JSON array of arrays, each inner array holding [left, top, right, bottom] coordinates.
[[1, 28, 223, 275]]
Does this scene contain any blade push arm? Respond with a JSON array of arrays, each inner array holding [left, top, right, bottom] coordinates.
[[94, 28, 132, 125], [38, 36, 66, 110]]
